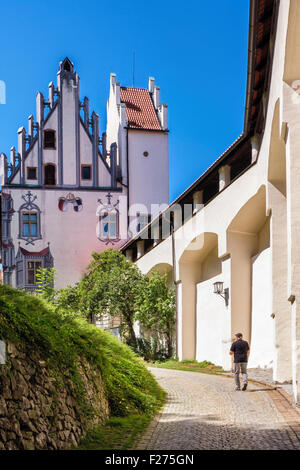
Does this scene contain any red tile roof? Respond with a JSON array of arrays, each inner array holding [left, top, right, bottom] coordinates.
[[120, 87, 162, 131], [20, 247, 49, 257]]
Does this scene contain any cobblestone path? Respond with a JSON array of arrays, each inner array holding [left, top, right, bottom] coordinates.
[[142, 368, 300, 450]]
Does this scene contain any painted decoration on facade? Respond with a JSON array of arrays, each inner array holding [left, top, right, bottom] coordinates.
[[1, 193, 15, 285], [58, 193, 83, 212], [18, 191, 42, 245], [97, 192, 120, 244], [15, 245, 54, 291]]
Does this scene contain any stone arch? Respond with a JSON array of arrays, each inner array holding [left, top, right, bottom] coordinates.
[[178, 233, 222, 361], [268, 99, 286, 195], [227, 185, 273, 367], [147, 262, 173, 286]]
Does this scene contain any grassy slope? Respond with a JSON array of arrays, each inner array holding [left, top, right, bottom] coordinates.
[[0, 285, 165, 447], [151, 359, 224, 375]]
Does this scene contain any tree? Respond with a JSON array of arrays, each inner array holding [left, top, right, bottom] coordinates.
[[135, 271, 176, 357], [59, 249, 145, 345], [36, 267, 56, 301]]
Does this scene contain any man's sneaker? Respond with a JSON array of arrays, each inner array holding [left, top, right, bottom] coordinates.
[[242, 384, 247, 391], [235, 386, 241, 391]]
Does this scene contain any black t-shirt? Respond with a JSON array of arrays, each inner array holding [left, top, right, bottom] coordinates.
[[230, 339, 250, 363]]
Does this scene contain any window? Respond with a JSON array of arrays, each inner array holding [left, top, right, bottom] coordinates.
[[44, 164, 56, 185], [15, 246, 54, 290], [100, 211, 117, 239], [44, 130, 56, 149], [16, 261, 23, 286], [18, 191, 42, 244], [27, 167, 37, 180], [81, 165, 92, 180], [27, 260, 42, 285], [137, 213, 149, 232], [22, 212, 38, 237]]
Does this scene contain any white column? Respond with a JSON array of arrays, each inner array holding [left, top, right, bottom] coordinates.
[[136, 240, 145, 259], [218, 165, 231, 191], [193, 190, 203, 213], [125, 249, 133, 261], [251, 134, 260, 163]]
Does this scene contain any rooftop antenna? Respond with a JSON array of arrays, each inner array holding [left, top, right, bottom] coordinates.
[[132, 51, 135, 87]]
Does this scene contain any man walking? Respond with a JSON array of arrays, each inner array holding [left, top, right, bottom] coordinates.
[[229, 333, 250, 391]]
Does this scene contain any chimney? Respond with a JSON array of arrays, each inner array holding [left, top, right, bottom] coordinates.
[[18, 127, 26, 183], [153, 86, 160, 109], [115, 82, 121, 105], [48, 82, 55, 108], [0, 153, 7, 186], [120, 102, 127, 127], [110, 73, 116, 88], [83, 96, 89, 129], [159, 103, 168, 130], [36, 92, 44, 125], [148, 77, 155, 94], [10, 147, 16, 167], [28, 115, 34, 141], [18, 127, 26, 158]]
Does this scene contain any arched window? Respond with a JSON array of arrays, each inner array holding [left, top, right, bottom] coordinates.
[[44, 130, 56, 149], [44, 164, 56, 186]]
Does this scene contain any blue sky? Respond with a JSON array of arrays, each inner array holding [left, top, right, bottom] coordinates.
[[0, 0, 249, 202]]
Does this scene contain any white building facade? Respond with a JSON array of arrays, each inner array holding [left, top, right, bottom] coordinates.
[[0, 58, 169, 289], [121, 0, 300, 405]]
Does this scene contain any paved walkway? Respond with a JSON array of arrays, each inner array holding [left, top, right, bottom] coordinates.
[[138, 368, 300, 450]]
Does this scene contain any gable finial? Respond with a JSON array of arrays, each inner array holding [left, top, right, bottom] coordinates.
[[59, 57, 74, 73]]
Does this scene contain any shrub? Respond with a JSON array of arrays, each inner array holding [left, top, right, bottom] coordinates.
[[0, 285, 165, 418]]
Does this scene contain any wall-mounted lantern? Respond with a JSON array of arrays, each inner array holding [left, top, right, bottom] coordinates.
[[213, 281, 229, 307]]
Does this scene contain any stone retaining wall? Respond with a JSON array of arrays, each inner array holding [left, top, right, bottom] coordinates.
[[0, 342, 109, 450]]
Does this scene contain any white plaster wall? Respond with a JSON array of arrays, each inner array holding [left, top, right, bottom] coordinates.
[[177, 282, 183, 360], [62, 80, 76, 186], [248, 247, 274, 368], [128, 130, 169, 214], [79, 123, 93, 187], [8, 187, 128, 289], [43, 110, 58, 166], [196, 274, 226, 368], [24, 141, 39, 184]]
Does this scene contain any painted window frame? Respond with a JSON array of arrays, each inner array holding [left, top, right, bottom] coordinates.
[[15, 248, 54, 291], [21, 211, 39, 238], [99, 209, 119, 241], [18, 207, 42, 245], [81, 164, 92, 180], [27, 167, 37, 180], [44, 163, 56, 186], [43, 129, 56, 150], [26, 259, 42, 286]]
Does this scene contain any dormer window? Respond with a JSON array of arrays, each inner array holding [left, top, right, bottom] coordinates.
[[44, 130, 56, 149]]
